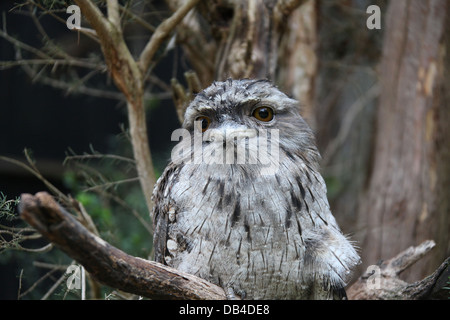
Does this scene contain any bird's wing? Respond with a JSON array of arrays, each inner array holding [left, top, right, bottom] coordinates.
[[151, 162, 181, 264]]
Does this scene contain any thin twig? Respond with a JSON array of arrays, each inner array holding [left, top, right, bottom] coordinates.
[[27, 3, 71, 61], [17, 269, 23, 300], [97, 189, 153, 235], [83, 177, 140, 192], [10, 45, 123, 100], [18, 269, 57, 299], [33, 261, 70, 271], [22, 1, 99, 42], [0, 153, 69, 206], [24, 150, 70, 204], [139, 0, 200, 73], [40, 269, 67, 300], [0, 59, 105, 71], [119, 4, 156, 32], [15, 242, 53, 253], [0, 29, 50, 60], [322, 84, 380, 166], [64, 153, 136, 164]]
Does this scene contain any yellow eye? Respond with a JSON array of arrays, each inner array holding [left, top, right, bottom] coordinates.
[[195, 116, 211, 132], [252, 106, 274, 122]]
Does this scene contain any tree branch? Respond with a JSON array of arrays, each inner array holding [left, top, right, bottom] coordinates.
[[139, 0, 200, 73], [107, 0, 121, 31], [73, 0, 155, 214], [74, 0, 140, 101], [347, 240, 450, 300], [18, 192, 226, 300], [74, 0, 113, 45], [66, 0, 199, 217]]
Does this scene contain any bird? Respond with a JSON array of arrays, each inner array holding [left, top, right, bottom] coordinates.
[[152, 79, 360, 299]]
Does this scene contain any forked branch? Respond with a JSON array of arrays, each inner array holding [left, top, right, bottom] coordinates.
[[347, 240, 450, 300]]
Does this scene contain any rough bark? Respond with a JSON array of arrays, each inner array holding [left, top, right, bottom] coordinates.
[[194, 0, 306, 81], [357, 0, 450, 282], [19, 192, 226, 300]]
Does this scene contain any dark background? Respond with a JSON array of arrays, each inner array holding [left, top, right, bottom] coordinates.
[[0, 0, 181, 299]]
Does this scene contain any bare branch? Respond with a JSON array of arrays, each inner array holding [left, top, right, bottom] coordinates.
[[74, 0, 113, 45], [347, 240, 450, 299], [16, 243, 53, 253], [82, 177, 140, 192], [97, 189, 153, 235], [0, 28, 49, 60], [18, 265, 59, 299], [0, 153, 69, 206], [139, 0, 200, 74], [107, 0, 121, 31], [0, 58, 104, 71], [18, 192, 227, 300], [25, 0, 99, 42], [171, 71, 204, 124], [65, 153, 136, 164], [119, 4, 156, 33]]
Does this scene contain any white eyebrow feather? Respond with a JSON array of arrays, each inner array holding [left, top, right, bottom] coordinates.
[[196, 105, 215, 113]]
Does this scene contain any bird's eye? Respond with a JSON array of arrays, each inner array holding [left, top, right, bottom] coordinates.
[[252, 106, 274, 122], [195, 116, 211, 132]]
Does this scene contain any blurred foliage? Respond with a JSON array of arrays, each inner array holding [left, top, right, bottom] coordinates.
[[0, 193, 20, 222], [63, 140, 153, 257], [0, 133, 154, 299]]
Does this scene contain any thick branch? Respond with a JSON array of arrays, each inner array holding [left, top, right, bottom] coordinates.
[[107, 0, 121, 30], [347, 240, 450, 300], [74, 0, 113, 44], [19, 192, 226, 300], [74, 0, 141, 102]]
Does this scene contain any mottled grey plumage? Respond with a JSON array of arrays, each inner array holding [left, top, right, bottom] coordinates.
[[152, 79, 360, 299]]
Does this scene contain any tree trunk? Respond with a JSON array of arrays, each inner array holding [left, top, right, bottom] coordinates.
[[276, 0, 318, 126], [357, 0, 450, 282], [169, 0, 316, 119]]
